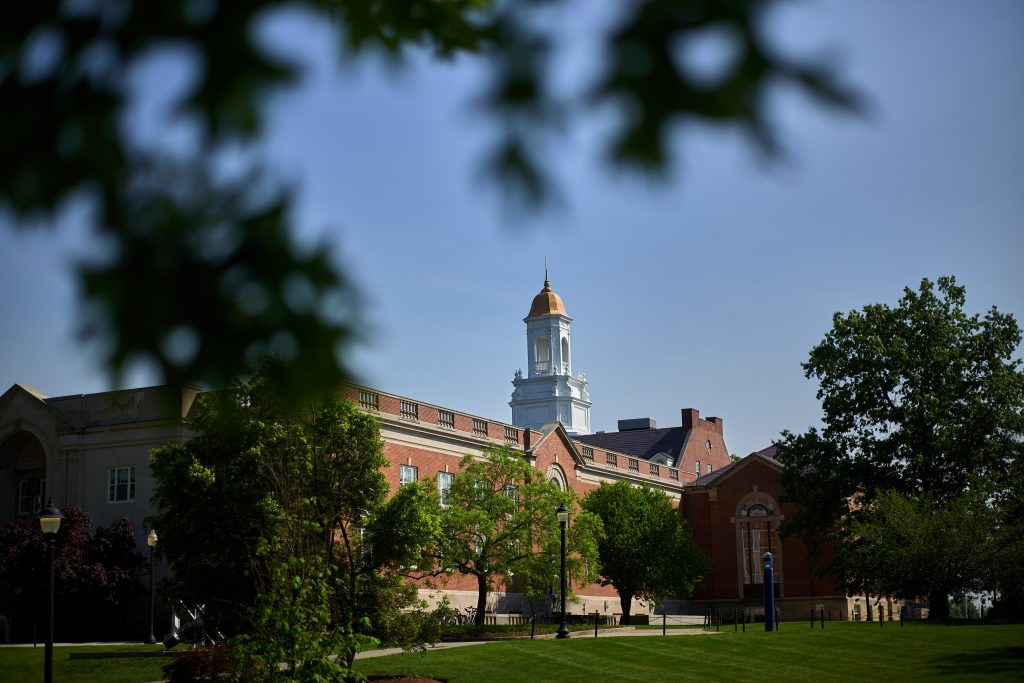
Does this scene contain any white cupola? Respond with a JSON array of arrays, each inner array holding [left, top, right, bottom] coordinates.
[[510, 271, 591, 435]]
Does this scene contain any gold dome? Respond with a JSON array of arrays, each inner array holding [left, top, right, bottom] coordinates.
[[527, 277, 567, 318]]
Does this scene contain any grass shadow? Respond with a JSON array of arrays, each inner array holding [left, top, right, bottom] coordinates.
[[929, 646, 1024, 677]]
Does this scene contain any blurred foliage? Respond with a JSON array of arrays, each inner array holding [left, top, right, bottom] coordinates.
[[2, 1, 861, 395]]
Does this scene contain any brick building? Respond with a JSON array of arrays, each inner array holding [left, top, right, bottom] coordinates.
[[0, 275, 890, 625]]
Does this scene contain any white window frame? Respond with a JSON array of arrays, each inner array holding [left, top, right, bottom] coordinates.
[[400, 464, 418, 486], [108, 466, 136, 503], [17, 479, 45, 515], [438, 471, 454, 506]]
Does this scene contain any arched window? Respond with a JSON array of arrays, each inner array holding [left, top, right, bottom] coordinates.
[[534, 337, 550, 373], [735, 493, 783, 599], [547, 463, 567, 491], [560, 337, 570, 374], [0, 431, 48, 519]]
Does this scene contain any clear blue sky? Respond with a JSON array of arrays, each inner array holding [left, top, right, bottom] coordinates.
[[2, 1, 1022, 458]]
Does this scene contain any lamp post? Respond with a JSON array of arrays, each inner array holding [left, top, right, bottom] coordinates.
[[146, 530, 158, 644], [556, 502, 570, 639], [38, 499, 63, 683]]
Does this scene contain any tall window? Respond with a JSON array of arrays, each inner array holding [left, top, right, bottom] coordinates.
[[695, 460, 701, 476], [17, 479, 45, 515], [400, 464, 418, 486], [504, 483, 518, 504], [108, 466, 135, 503], [737, 494, 783, 599], [437, 471, 454, 506]]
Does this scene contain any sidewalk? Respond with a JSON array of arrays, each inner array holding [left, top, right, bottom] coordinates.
[[355, 626, 719, 660]]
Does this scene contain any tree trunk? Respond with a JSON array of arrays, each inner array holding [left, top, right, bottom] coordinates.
[[928, 588, 950, 621], [620, 592, 633, 625], [476, 574, 488, 626]]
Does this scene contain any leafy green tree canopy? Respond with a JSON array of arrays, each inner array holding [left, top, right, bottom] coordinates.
[[779, 277, 1023, 533], [149, 368, 436, 659], [833, 488, 997, 618], [2, 1, 861, 398], [582, 481, 708, 624], [428, 444, 600, 625], [776, 277, 1024, 617]]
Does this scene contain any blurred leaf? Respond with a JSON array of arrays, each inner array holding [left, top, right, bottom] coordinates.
[[78, 159, 359, 398], [2, 0, 863, 395]]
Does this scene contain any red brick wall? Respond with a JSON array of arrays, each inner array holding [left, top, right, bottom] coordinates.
[[682, 458, 841, 602], [678, 409, 732, 480]]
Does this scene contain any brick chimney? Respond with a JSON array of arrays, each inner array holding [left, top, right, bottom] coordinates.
[[681, 408, 700, 431]]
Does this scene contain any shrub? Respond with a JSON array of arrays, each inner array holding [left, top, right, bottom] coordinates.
[[162, 647, 233, 682]]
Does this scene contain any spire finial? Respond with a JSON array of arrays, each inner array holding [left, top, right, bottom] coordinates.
[[544, 257, 549, 288]]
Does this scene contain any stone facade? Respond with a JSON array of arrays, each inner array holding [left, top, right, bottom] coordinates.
[[0, 383, 199, 544]]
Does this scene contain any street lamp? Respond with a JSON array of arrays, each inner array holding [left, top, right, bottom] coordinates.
[[38, 499, 63, 683], [556, 502, 570, 639], [146, 530, 158, 644]]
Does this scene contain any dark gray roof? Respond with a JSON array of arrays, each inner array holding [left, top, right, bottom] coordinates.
[[691, 459, 740, 486], [575, 427, 684, 462], [753, 445, 781, 466], [690, 446, 782, 487]]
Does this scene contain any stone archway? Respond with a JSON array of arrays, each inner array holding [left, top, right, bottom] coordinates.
[[0, 431, 48, 523]]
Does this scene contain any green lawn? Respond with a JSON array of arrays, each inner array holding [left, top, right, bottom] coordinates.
[[0, 644, 168, 683], [0, 623, 1021, 682], [355, 622, 1024, 683]]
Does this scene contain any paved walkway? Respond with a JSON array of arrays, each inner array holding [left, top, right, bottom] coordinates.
[[0, 641, 147, 648], [355, 627, 719, 660], [0, 629, 717, 660]]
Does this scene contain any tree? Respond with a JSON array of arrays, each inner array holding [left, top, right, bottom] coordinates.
[[149, 368, 438, 674], [427, 445, 600, 625], [582, 481, 708, 624], [1, 2, 861, 398], [832, 488, 997, 611], [777, 277, 1024, 618], [0, 508, 145, 642]]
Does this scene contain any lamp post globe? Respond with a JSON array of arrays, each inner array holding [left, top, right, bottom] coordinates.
[[37, 499, 63, 683], [146, 530, 158, 644], [556, 502, 570, 639]]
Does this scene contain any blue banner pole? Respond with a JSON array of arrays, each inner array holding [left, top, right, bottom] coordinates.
[[763, 552, 775, 632]]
